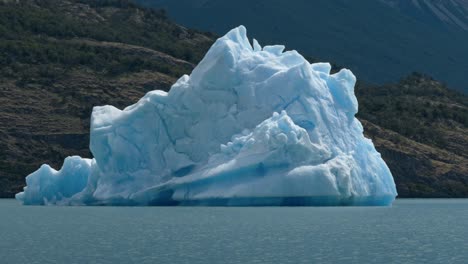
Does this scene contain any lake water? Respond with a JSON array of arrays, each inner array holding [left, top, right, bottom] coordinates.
[[0, 199, 467, 264]]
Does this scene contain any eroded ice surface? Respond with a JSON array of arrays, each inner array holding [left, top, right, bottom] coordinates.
[[16, 26, 397, 206]]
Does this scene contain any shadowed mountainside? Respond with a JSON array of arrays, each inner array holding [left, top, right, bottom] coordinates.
[[380, 0, 468, 31], [137, 0, 468, 94]]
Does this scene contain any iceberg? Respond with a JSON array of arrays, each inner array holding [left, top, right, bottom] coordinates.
[[16, 26, 397, 206]]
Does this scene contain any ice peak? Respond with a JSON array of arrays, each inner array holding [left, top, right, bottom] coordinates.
[[223, 25, 251, 50]]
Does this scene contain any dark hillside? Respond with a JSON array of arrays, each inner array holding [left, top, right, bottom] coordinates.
[[357, 75, 468, 197], [137, 0, 468, 94], [0, 0, 213, 197]]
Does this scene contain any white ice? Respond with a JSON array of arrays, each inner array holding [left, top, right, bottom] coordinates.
[[16, 26, 397, 206]]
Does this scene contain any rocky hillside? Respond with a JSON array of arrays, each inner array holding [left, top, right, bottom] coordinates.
[[0, 0, 213, 197], [356, 75, 468, 197], [0, 0, 466, 198]]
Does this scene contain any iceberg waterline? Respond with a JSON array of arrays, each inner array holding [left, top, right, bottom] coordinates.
[[16, 26, 397, 206]]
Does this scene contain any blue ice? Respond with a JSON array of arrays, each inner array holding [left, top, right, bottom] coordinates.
[[16, 26, 397, 206]]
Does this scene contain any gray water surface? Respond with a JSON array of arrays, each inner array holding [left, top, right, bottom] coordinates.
[[1, 199, 467, 264]]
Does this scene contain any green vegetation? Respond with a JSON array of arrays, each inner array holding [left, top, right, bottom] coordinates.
[[0, 0, 213, 82], [356, 73, 468, 155], [356, 74, 467, 198], [0, 0, 214, 198]]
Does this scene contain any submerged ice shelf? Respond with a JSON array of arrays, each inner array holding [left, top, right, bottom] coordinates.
[[16, 26, 397, 206]]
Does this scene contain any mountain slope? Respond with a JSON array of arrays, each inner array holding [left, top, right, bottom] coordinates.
[[0, 0, 466, 198], [137, 0, 468, 93], [380, 0, 468, 31], [356, 74, 468, 197], [0, 0, 214, 197]]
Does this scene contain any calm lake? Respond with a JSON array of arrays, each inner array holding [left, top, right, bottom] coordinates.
[[1, 199, 467, 264]]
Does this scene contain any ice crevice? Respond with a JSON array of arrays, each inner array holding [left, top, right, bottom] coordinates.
[[16, 26, 397, 206]]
